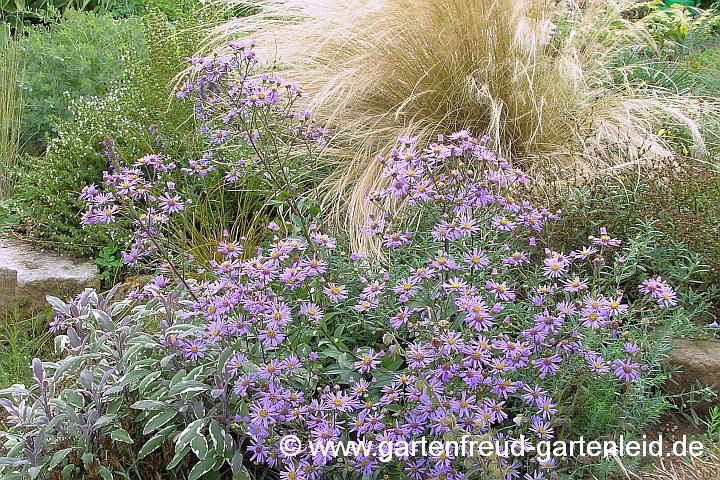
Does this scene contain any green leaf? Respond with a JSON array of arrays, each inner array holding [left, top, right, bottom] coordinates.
[[49, 448, 73, 470], [97, 465, 113, 480], [46, 296, 70, 315], [190, 434, 208, 460], [188, 458, 219, 480], [92, 309, 116, 331], [92, 414, 117, 430], [105, 369, 151, 395], [209, 420, 225, 455], [138, 432, 168, 460], [110, 428, 133, 444], [166, 444, 191, 470], [231, 460, 251, 480], [231, 451, 244, 473], [160, 353, 177, 368], [169, 369, 186, 388], [175, 419, 206, 450], [131, 400, 168, 411], [138, 371, 162, 394], [81, 452, 94, 465], [0, 473, 26, 480], [169, 380, 209, 397], [143, 410, 177, 435], [53, 354, 93, 382], [61, 464, 75, 479], [216, 344, 238, 377], [381, 356, 404, 371]]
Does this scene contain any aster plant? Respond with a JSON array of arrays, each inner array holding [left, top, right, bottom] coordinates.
[[0, 42, 702, 480]]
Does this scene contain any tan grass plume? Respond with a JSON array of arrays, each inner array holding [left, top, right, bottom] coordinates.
[[194, 0, 720, 251]]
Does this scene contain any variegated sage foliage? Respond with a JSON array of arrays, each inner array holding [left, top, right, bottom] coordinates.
[[0, 286, 250, 480]]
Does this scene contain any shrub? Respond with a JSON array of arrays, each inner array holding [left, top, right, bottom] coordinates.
[[200, 0, 720, 248], [0, 43, 711, 480], [635, 2, 720, 46], [17, 9, 142, 152], [10, 6, 225, 256], [0, 1, 146, 27]]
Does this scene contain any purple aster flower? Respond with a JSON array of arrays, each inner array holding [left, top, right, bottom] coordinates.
[[361, 281, 385, 300], [580, 309, 607, 329], [354, 348, 382, 374], [431, 255, 459, 271], [383, 231, 411, 248], [158, 193, 185, 213], [389, 307, 412, 328], [464, 249, 490, 269], [542, 253, 570, 278], [587, 354, 610, 374], [361, 216, 386, 236], [623, 342, 639, 355], [394, 277, 420, 297], [504, 250, 530, 266], [530, 418, 554, 440], [522, 385, 548, 407], [533, 355, 563, 378], [570, 245, 598, 260], [218, 241, 243, 258], [492, 215, 517, 231], [259, 327, 285, 348], [310, 232, 337, 249], [406, 342, 434, 369], [562, 276, 588, 293], [431, 221, 454, 242], [250, 401, 276, 428], [48, 313, 67, 333], [323, 283, 348, 302], [353, 298, 378, 312], [485, 280, 516, 301], [656, 285, 677, 308], [184, 339, 207, 360], [589, 227, 622, 247], [442, 277, 468, 293], [613, 358, 641, 381], [300, 303, 323, 322], [537, 396, 557, 419], [607, 296, 628, 316]]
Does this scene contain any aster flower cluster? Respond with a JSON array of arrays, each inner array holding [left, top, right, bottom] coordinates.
[[68, 43, 686, 480], [78, 41, 328, 271], [639, 277, 678, 308], [109, 139, 665, 480]]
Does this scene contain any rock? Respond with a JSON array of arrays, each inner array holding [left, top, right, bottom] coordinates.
[[668, 338, 720, 400], [0, 239, 99, 315]]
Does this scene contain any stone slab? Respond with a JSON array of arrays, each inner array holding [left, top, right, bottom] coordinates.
[[0, 238, 99, 314], [668, 338, 720, 403]]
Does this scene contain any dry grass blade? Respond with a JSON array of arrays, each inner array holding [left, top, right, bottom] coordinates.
[[626, 449, 720, 480], [196, 0, 720, 251]]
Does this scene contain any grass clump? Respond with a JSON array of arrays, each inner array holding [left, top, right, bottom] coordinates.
[[200, 0, 720, 251], [0, 35, 23, 198], [0, 311, 53, 391]]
